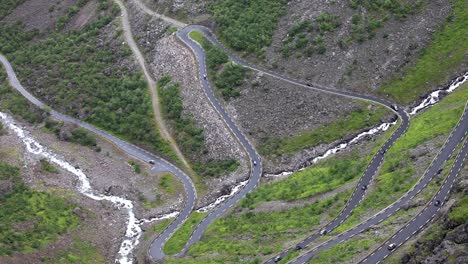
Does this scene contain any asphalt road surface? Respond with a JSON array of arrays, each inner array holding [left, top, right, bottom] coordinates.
[[175, 25, 412, 261], [360, 137, 467, 264], [0, 54, 197, 262], [289, 104, 467, 264]]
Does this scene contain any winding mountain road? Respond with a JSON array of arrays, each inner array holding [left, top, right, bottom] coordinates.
[[0, 54, 197, 261], [289, 103, 468, 264], [360, 137, 467, 264], [162, 25, 412, 260], [3, 1, 465, 262]]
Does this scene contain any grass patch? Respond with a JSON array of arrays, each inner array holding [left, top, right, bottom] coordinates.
[[185, 191, 350, 261], [163, 212, 207, 255], [212, 0, 287, 57], [0, 162, 80, 255], [159, 173, 177, 194], [189, 30, 205, 45], [240, 152, 366, 209], [144, 219, 173, 241], [334, 83, 468, 233], [259, 103, 390, 157], [42, 238, 105, 264], [40, 159, 59, 174], [128, 160, 141, 174], [448, 195, 468, 224], [379, 0, 468, 104], [190, 30, 248, 100]]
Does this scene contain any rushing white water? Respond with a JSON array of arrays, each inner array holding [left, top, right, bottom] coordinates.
[[266, 72, 468, 178], [0, 112, 177, 264], [196, 180, 249, 213], [410, 72, 468, 115], [264, 120, 396, 178]]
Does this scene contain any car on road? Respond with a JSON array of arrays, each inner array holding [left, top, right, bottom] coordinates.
[[434, 200, 441, 206], [437, 168, 443, 174], [148, 160, 155, 164], [391, 104, 399, 111], [361, 185, 367, 190], [387, 243, 396, 250], [320, 229, 327, 235], [274, 256, 282, 262], [253, 160, 257, 166], [306, 83, 312, 87], [295, 245, 303, 250], [203, 74, 207, 79]]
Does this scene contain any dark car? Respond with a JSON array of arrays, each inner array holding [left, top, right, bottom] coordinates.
[[437, 168, 443, 174], [361, 185, 367, 190], [307, 83, 312, 87], [148, 160, 155, 165], [434, 200, 441, 206], [387, 243, 396, 250], [391, 104, 399, 111], [295, 245, 303, 250]]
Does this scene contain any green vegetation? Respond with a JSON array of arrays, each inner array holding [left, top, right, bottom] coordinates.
[[0, 66, 45, 124], [212, 0, 287, 56], [310, 236, 375, 263], [0, 10, 176, 160], [159, 173, 177, 194], [55, 0, 91, 31], [158, 76, 239, 177], [282, 12, 340, 57], [40, 159, 59, 174], [380, 0, 467, 104], [158, 76, 204, 156], [0, 162, 80, 255], [0, 0, 25, 20], [448, 195, 468, 224], [42, 238, 105, 264], [43, 118, 97, 148], [183, 191, 349, 262], [190, 31, 248, 100], [164, 212, 207, 255], [189, 30, 205, 45], [166, 116, 397, 262], [144, 219, 173, 241], [239, 153, 366, 209], [260, 103, 389, 157], [193, 159, 239, 178], [334, 84, 468, 233], [129, 160, 141, 174]]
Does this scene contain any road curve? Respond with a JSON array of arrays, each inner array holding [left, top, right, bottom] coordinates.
[[174, 25, 410, 260], [0, 54, 197, 261], [360, 138, 467, 264], [289, 103, 468, 264]]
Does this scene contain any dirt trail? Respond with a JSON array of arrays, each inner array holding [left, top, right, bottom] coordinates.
[[114, 0, 192, 173], [130, 0, 188, 28]]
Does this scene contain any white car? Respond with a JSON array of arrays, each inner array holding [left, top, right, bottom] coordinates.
[[148, 160, 155, 165], [203, 74, 207, 79], [320, 229, 327, 235]]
